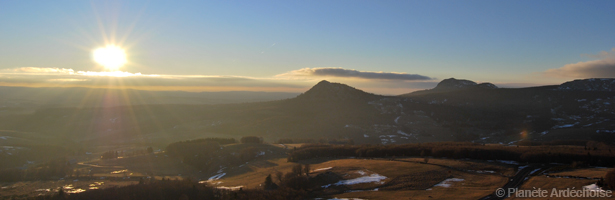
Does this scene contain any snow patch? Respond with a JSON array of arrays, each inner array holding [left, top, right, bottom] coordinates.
[[312, 167, 332, 172], [216, 186, 243, 190], [529, 168, 542, 175], [433, 178, 464, 188], [497, 160, 519, 165], [583, 184, 607, 192], [552, 122, 579, 129], [474, 170, 495, 174], [323, 174, 387, 187], [208, 173, 226, 181], [397, 130, 410, 136]]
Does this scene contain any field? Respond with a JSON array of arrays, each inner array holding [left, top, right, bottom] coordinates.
[[3, 142, 613, 200], [550, 167, 611, 179], [0, 179, 138, 199], [215, 157, 512, 200], [0, 143, 289, 199], [507, 167, 612, 200]]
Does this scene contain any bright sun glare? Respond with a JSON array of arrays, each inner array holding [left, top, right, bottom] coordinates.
[[93, 45, 127, 71]]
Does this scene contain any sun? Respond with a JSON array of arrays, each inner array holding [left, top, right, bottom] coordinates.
[[93, 45, 127, 71]]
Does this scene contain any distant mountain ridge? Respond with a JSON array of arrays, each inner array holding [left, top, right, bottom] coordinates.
[[0, 78, 614, 148], [558, 78, 615, 92], [433, 78, 498, 90]]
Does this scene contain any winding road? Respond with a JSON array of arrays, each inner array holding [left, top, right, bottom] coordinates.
[[479, 165, 544, 200]]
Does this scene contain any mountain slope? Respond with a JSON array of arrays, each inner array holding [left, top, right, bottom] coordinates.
[[400, 78, 615, 143]]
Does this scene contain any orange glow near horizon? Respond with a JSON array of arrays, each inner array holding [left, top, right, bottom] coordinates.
[[520, 130, 528, 140]]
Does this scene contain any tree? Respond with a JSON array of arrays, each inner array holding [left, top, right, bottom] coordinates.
[[292, 164, 303, 176], [606, 168, 615, 189], [147, 147, 154, 154], [264, 174, 278, 190], [275, 171, 283, 183], [240, 136, 262, 144], [303, 164, 311, 176], [57, 188, 64, 197]]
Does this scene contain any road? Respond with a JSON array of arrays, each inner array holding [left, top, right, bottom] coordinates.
[[479, 164, 543, 200]]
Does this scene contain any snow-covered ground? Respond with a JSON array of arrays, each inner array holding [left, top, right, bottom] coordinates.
[[312, 167, 333, 172], [433, 178, 464, 188], [470, 170, 495, 174], [529, 168, 542, 175], [208, 173, 226, 181], [496, 160, 519, 165], [322, 173, 387, 188], [207, 166, 227, 181], [552, 122, 579, 129], [583, 183, 607, 192], [216, 186, 243, 190], [397, 130, 410, 136]]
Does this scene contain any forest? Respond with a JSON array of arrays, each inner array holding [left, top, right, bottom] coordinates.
[[287, 141, 615, 167]]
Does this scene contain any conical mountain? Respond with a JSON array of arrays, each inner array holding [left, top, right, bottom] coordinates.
[[296, 80, 380, 101]]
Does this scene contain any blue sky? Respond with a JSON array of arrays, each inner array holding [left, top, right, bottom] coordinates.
[[1, 0, 614, 94]]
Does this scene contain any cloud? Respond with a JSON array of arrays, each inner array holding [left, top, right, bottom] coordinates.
[[0, 67, 306, 92], [544, 48, 615, 78], [2, 67, 76, 74], [277, 67, 434, 81], [0, 67, 438, 94]]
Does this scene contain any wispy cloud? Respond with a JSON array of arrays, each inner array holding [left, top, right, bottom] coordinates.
[[1, 67, 152, 77], [3, 67, 76, 74], [276, 67, 434, 81], [544, 48, 615, 78]]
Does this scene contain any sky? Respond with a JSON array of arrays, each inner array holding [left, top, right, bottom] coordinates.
[[1, 0, 614, 95]]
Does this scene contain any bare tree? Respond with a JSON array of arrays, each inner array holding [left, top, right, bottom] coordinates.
[[275, 171, 283, 183], [303, 164, 310, 176]]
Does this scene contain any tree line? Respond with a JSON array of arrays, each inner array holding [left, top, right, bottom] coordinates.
[[165, 137, 267, 172], [287, 142, 615, 167], [276, 138, 354, 145], [0, 157, 73, 182]]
